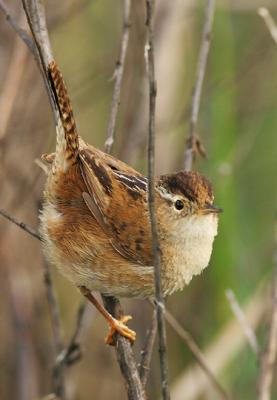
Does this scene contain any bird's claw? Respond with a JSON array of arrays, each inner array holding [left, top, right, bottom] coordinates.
[[105, 315, 136, 346]]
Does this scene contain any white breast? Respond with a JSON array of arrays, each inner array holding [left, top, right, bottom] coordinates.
[[162, 213, 218, 295]]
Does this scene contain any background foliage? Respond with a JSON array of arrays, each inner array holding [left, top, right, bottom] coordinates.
[[0, 1, 276, 399]]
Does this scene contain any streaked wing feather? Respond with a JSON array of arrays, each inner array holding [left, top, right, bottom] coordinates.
[[79, 146, 153, 266]]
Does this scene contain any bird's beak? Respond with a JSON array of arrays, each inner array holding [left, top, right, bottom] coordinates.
[[200, 204, 223, 215]]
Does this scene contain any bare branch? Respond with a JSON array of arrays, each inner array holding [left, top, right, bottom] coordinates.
[[164, 309, 230, 400], [226, 288, 259, 355], [105, 0, 131, 153], [183, 0, 215, 171], [145, 1, 170, 399], [102, 296, 146, 400], [54, 301, 87, 372], [258, 7, 277, 45], [42, 259, 65, 399], [0, 208, 41, 240], [139, 310, 157, 387]]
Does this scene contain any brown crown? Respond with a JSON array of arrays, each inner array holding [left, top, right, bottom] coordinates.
[[159, 171, 214, 206]]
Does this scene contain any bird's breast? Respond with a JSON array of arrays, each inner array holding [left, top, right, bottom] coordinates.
[[161, 214, 218, 295]]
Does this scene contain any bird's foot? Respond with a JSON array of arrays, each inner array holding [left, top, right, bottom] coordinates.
[[105, 315, 136, 346]]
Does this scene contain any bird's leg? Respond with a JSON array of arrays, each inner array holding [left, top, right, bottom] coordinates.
[[79, 286, 136, 345]]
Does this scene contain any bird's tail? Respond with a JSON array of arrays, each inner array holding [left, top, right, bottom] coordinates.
[[48, 61, 79, 170]]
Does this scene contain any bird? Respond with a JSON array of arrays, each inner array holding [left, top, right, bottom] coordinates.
[[39, 61, 221, 345]]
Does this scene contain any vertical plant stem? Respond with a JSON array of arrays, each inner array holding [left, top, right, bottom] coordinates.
[[105, 0, 131, 153], [183, 0, 215, 171], [145, 1, 170, 399], [139, 310, 157, 387]]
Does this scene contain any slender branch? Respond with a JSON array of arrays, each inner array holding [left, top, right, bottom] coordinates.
[[164, 309, 230, 400], [139, 310, 157, 387], [55, 301, 87, 369], [257, 242, 277, 399], [102, 296, 146, 400], [183, 0, 215, 171], [226, 289, 259, 355], [0, 208, 41, 240], [42, 259, 65, 399], [145, 1, 170, 399], [105, 0, 131, 153]]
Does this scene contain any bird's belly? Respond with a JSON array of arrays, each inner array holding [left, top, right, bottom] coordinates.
[[39, 201, 155, 298]]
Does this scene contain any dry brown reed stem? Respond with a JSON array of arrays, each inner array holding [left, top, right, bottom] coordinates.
[[183, 0, 215, 171], [145, 0, 170, 399]]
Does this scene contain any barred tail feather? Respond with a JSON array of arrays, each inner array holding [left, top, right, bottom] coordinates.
[[48, 61, 79, 170]]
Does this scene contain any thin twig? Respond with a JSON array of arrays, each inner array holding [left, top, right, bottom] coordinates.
[[226, 288, 259, 355], [183, 0, 215, 171], [42, 259, 65, 399], [257, 232, 277, 400], [139, 310, 157, 387], [105, 0, 131, 153], [258, 7, 277, 45], [164, 309, 230, 400], [145, 1, 170, 399], [0, 208, 41, 240], [55, 301, 87, 368]]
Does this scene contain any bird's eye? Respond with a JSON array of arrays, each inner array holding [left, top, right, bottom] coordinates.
[[174, 199, 184, 210]]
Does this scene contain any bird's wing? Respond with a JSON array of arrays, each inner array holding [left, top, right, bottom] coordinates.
[[79, 144, 153, 266]]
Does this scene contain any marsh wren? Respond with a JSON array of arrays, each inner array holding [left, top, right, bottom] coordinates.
[[40, 61, 221, 344]]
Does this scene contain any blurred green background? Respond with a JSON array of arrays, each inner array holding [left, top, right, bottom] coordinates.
[[0, 1, 276, 399]]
